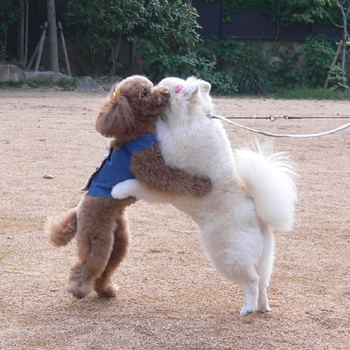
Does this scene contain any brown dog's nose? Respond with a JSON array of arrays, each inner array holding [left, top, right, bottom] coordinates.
[[163, 90, 170, 98]]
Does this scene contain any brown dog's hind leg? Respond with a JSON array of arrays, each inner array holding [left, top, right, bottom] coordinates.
[[66, 196, 118, 299], [94, 209, 131, 298]]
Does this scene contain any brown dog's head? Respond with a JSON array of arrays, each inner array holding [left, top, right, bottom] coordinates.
[[96, 75, 169, 142]]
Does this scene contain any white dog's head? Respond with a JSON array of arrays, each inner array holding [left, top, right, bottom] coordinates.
[[158, 77, 214, 123]]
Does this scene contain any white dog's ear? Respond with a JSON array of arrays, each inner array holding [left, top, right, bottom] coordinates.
[[199, 81, 211, 95], [186, 83, 200, 97]]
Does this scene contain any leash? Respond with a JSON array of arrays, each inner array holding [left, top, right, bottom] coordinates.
[[211, 114, 350, 138], [224, 115, 302, 121], [224, 115, 350, 122]]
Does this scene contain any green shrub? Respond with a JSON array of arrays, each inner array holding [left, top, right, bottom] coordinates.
[[235, 71, 269, 94], [132, 0, 205, 81], [67, 0, 145, 75], [300, 35, 335, 88], [328, 64, 350, 91], [269, 35, 335, 90], [208, 37, 270, 94], [201, 35, 336, 93], [198, 70, 238, 95], [0, 0, 22, 62]]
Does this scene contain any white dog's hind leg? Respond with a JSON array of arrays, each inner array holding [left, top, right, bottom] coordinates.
[[257, 285, 270, 313], [111, 179, 141, 200], [202, 223, 263, 316], [256, 225, 274, 313], [240, 279, 259, 316]]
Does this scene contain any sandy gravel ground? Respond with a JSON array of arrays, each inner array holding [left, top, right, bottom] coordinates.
[[0, 88, 349, 349]]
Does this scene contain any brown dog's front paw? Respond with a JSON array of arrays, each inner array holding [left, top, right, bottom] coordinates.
[[192, 176, 212, 196]]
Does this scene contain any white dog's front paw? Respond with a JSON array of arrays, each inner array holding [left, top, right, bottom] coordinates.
[[111, 179, 140, 200], [240, 304, 256, 316]]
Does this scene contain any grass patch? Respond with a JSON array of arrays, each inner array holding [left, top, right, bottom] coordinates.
[[0, 81, 24, 88], [0, 78, 77, 90], [0, 251, 12, 260], [26, 78, 77, 90]]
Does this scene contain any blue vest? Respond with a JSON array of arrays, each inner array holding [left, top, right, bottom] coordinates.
[[85, 133, 158, 197]]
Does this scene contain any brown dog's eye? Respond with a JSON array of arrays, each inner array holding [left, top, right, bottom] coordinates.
[[141, 89, 148, 98]]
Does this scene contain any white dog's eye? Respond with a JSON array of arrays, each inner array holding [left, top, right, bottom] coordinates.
[[141, 89, 148, 98]]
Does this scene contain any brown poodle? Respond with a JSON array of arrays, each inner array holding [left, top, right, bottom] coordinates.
[[45, 75, 211, 299]]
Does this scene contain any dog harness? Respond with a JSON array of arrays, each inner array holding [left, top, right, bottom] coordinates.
[[84, 133, 158, 197]]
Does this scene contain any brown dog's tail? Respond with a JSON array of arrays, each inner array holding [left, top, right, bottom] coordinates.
[[45, 208, 77, 247]]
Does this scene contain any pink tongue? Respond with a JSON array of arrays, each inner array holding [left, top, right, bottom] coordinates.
[[176, 85, 184, 93]]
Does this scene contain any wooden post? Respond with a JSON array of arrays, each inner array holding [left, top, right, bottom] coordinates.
[[26, 22, 48, 70], [324, 40, 343, 89], [346, 45, 350, 82], [58, 22, 71, 76], [47, 0, 59, 72], [35, 22, 48, 71], [110, 32, 122, 76]]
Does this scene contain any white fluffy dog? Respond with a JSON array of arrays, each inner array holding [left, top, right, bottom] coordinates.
[[111, 77, 297, 316]]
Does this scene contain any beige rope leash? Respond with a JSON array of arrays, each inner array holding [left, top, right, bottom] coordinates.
[[211, 114, 350, 138]]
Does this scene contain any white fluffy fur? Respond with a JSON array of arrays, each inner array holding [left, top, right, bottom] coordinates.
[[111, 77, 297, 316], [234, 142, 297, 231]]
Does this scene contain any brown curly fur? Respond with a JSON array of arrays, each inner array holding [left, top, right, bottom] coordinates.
[[131, 146, 212, 195], [45, 75, 212, 299]]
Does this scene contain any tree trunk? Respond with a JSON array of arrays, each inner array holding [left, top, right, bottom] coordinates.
[[110, 32, 123, 76], [47, 0, 59, 72], [340, 9, 348, 89], [25, 0, 29, 66], [19, 0, 25, 65], [341, 16, 347, 73], [19, 0, 29, 67], [110, 45, 116, 77]]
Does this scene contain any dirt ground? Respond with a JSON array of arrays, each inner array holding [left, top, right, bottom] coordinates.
[[0, 87, 349, 350]]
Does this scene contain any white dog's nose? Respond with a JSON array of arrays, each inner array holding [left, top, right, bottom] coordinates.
[[175, 85, 184, 93]]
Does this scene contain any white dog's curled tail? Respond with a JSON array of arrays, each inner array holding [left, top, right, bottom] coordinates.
[[234, 143, 297, 232]]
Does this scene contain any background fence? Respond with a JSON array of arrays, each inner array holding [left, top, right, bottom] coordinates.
[[192, 0, 342, 40]]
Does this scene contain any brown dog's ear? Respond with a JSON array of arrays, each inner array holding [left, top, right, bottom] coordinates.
[[96, 93, 135, 138]]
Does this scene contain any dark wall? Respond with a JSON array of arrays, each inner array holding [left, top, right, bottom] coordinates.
[[192, 0, 342, 40]]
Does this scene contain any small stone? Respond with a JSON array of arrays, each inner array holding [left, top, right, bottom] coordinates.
[[75, 76, 104, 92], [43, 174, 54, 179]]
